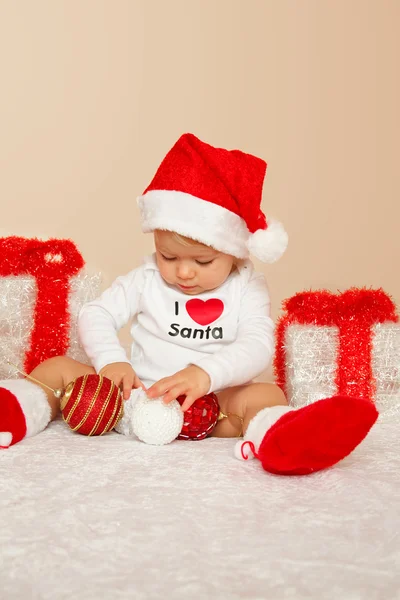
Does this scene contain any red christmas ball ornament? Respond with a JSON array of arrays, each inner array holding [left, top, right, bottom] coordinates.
[[176, 393, 220, 440], [60, 374, 123, 436]]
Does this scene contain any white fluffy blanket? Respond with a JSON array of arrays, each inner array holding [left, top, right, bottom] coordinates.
[[1, 420, 399, 600]]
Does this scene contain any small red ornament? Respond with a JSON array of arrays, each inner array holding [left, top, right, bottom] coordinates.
[[60, 374, 123, 436], [176, 393, 220, 440]]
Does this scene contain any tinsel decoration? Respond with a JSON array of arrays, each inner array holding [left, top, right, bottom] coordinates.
[[0, 236, 101, 377], [274, 288, 400, 417]]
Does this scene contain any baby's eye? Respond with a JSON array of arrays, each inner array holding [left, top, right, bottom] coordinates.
[[196, 259, 214, 266], [161, 254, 176, 261]]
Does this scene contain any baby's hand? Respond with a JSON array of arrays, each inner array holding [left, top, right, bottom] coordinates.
[[99, 362, 145, 400], [147, 365, 211, 411]]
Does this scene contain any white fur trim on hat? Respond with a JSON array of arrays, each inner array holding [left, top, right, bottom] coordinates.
[[0, 379, 51, 437], [0, 432, 12, 447], [247, 219, 288, 263], [138, 191, 288, 263], [234, 405, 292, 460], [138, 190, 250, 258]]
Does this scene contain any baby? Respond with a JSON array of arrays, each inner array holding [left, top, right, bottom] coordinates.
[[0, 134, 377, 474]]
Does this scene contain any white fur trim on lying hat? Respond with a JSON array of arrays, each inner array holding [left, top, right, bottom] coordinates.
[[234, 405, 292, 460], [0, 432, 12, 447], [0, 379, 51, 437], [247, 219, 288, 263], [138, 190, 250, 259]]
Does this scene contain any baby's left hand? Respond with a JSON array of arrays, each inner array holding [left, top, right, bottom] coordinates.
[[147, 366, 211, 411]]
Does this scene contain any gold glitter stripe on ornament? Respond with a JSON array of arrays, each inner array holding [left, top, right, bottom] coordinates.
[[71, 375, 103, 432], [64, 374, 88, 424], [60, 380, 75, 412], [89, 379, 115, 436], [114, 398, 124, 428], [99, 387, 123, 435]]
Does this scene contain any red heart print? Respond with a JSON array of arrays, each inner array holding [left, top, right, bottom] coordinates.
[[185, 299, 224, 325]]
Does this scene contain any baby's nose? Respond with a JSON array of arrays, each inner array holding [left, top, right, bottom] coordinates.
[[177, 262, 195, 279]]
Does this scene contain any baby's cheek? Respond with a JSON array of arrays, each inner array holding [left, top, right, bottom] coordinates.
[[159, 264, 171, 280], [202, 269, 217, 284], [211, 265, 231, 285]]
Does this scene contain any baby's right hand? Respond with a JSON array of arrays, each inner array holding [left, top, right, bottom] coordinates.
[[99, 362, 145, 400]]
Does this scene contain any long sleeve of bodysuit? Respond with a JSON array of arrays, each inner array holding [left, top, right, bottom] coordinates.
[[78, 267, 145, 373], [191, 270, 274, 392]]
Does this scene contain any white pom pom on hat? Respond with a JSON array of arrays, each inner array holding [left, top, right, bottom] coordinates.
[[246, 219, 288, 264], [137, 133, 288, 263]]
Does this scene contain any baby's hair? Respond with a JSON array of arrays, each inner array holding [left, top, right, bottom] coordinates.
[[155, 229, 240, 269], [171, 232, 205, 247], [171, 231, 241, 272]]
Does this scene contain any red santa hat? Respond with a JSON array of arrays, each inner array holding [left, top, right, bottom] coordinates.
[[137, 133, 288, 263], [0, 379, 51, 448]]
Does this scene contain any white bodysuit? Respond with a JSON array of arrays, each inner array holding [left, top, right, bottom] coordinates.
[[78, 255, 275, 392]]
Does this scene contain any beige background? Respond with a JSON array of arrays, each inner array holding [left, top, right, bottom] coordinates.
[[1, 1, 399, 378]]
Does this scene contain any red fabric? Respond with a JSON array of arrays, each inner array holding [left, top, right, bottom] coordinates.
[[0, 236, 85, 372], [258, 396, 378, 475], [143, 133, 268, 234], [0, 387, 27, 446], [274, 288, 398, 401]]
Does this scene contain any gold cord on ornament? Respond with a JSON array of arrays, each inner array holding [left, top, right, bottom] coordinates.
[[5, 360, 65, 399], [218, 409, 244, 438]]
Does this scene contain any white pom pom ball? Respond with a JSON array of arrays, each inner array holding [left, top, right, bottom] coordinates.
[[131, 391, 184, 445], [247, 218, 288, 263]]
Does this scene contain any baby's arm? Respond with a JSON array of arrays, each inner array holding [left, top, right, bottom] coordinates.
[[191, 270, 274, 392], [78, 267, 144, 398]]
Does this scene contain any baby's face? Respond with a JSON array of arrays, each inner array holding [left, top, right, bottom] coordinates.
[[154, 230, 235, 295]]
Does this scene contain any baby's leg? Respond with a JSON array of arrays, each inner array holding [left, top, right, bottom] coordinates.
[[0, 357, 95, 448], [30, 356, 95, 420], [213, 382, 287, 438]]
